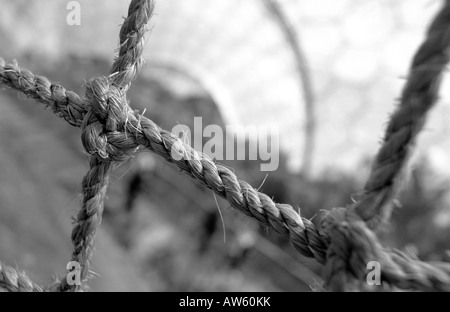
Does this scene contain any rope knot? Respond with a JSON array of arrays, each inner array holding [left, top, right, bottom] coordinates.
[[321, 207, 383, 291], [81, 76, 137, 162]]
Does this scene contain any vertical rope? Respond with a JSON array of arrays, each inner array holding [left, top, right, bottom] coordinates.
[[110, 0, 154, 90], [58, 159, 113, 291], [56, 0, 154, 291]]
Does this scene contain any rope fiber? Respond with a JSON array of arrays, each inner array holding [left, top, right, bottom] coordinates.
[[0, 0, 450, 292]]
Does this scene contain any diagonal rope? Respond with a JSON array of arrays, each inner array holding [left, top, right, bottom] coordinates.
[[351, 0, 450, 230], [110, 0, 153, 90], [57, 159, 113, 291], [0, 58, 86, 127], [0, 262, 43, 292]]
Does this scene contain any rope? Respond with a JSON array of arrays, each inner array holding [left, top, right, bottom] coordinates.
[[351, 0, 450, 230], [57, 159, 113, 291], [0, 262, 43, 292], [0, 0, 450, 292], [0, 58, 86, 127], [110, 0, 151, 90]]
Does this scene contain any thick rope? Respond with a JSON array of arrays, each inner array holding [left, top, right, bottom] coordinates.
[[110, 0, 152, 90], [0, 262, 43, 292], [57, 159, 113, 291], [321, 0, 450, 290], [0, 58, 86, 127], [0, 0, 450, 292], [351, 0, 450, 229]]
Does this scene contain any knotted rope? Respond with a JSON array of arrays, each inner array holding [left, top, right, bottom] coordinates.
[[321, 0, 450, 290], [0, 0, 450, 292], [322, 208, 450, 291], [0, 53, 330, 264], [60, 0, 152, 292]]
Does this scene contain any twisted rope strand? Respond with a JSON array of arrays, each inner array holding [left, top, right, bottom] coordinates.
[[58, 159, 113, 292], [110, 0, 154, 89], [0, 262, 43, 292], [352, 0, 450, 229], [0, 58, 86, 127]]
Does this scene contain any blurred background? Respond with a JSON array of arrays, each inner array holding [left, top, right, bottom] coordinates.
[[0, 0, 450, 291]]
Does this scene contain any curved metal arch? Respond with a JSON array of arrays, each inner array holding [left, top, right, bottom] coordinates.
[[262, 0, 317, 175], [147, 54, 241, 128]]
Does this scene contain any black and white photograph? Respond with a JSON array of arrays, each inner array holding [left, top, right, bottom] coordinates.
[[0, 0, 450, 297]]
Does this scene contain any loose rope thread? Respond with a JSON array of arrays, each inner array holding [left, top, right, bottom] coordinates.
[[0, 0, 450, 292]]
